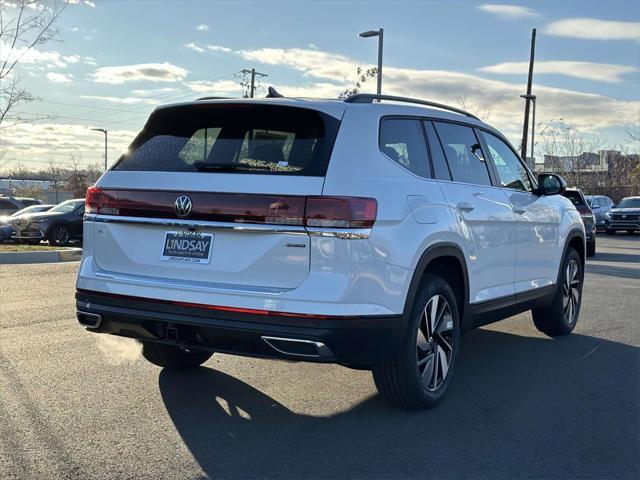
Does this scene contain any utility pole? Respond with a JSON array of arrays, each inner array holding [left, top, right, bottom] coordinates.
[[520, 28, 536, 160], [240, 68, 268, 98], [91, 128, 108, 171]]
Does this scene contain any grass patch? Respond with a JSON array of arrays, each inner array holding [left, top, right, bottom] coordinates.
[[0, 243, 74, 253]]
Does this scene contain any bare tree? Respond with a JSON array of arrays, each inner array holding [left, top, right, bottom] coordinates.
[[339, 66, 378, 98], [455, 96, 491, 122], [0, 0, 67, 126]]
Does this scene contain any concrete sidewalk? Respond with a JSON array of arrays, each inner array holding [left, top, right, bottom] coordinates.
[[0, 247, 82, 264]]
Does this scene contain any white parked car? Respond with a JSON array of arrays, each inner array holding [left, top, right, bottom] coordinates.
[[76, 93, 585, 408]]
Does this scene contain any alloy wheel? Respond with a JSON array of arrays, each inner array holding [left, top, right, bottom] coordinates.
[[416, 294, 454, 392], [562, 259, 580, 325], [53, 225, 69, 245]]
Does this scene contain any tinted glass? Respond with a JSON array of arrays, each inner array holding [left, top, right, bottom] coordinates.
[[562, 191, 587, 207], [379, 118, 430, 178], [19, 199, 40, 206], [113, 105, 339, 176], [591, 198, 601, 208], [433, 122, 492, 186], [482, 131, 532, 191], [0, 200, 14, 209], [424, 121, 451, 181]]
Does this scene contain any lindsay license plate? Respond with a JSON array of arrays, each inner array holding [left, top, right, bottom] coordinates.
[[161, 231, 213, 264]]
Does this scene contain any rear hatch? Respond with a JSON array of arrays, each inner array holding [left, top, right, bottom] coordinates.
[[90, 102, 343, 291]]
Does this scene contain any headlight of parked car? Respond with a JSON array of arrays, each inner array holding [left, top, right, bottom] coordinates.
[[605, 211, 612, 219]]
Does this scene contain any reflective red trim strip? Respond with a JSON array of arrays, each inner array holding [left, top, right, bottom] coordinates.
[[85, 187, 377, 229], [76, 288, 355, 319]]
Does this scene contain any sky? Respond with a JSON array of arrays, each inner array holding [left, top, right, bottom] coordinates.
[[1, 0, 639, 172]]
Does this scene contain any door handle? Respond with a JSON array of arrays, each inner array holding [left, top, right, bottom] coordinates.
[[457, 202, 475, 212], [514, 207, 527, 214]]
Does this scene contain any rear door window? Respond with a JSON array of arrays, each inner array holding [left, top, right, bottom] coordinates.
[[379, 118, 430, 178], [433, 122, 492, 186], [113, 104, 340, 176], [424, 121, 452, 181]]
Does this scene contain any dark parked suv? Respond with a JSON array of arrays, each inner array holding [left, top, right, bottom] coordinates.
[[562, 188, 596, 256], [605, 196, 640, 234], [11, 199, 85, 246]]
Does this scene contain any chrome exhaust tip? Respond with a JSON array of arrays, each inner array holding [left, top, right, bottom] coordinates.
[[76, 311, 102, 329], [261, 336, 334, 360]]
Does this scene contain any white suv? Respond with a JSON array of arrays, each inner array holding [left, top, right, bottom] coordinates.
[[76, 93, 585, 409]]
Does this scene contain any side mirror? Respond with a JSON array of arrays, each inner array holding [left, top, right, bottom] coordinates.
[[535, 173, 566, 196]]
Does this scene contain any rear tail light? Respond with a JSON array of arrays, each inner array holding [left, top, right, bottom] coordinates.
[[85, 186, 102, 214], [84, 188, 377, 230], [305, 196, 377, 228]]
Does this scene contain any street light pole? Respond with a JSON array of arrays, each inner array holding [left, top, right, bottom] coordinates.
[[520, 94, 537, 165], [91, 128, 108, 171], [359, 28, 384, 95]]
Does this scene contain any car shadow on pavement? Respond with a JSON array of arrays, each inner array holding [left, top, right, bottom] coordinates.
[[590, 251, 640, 264], [159, 329, 639, 480]]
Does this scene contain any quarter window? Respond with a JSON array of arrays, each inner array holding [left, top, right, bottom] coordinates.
[[433, 122, 492, 186], [379, 118, 430, 178], [482, 131, 532, 192]]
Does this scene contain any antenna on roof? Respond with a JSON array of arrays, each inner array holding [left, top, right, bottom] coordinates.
[[266, 86, 284, 98]]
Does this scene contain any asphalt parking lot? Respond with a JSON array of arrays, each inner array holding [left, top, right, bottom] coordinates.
[[1, 234, 638, 480]]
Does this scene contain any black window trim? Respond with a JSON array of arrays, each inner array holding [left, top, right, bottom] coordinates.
[[377, 114, 537, 191], [429, 118, 500, 188]]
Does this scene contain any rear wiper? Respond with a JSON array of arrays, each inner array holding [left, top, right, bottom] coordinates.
[[193, 162, 271, 172]]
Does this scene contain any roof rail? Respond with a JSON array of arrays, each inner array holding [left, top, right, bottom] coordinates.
[[343, 94, 480, 121]]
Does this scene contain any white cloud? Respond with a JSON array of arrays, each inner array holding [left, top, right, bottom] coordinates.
[[185, 42, 205, 53], [91, 62, 188, 84], [544, 18, 640, 41], [67, 0, 96, 6], [131, 87, 177, 96], [84, 56, 97, 66], [478, 4, 539, 18], [237, 48, 356, 81], [80, 95, 158, 105], [207, 44, 232, 53], [0, 41, 72, 68], [195, 24, 209, 31], [46, 72, 73, 83], [235, 46, 639, 138], [184, 79, 240, 94], [63, 55, 81, 64], [0, 123, 137, 163], [480, 61, 638, 83]]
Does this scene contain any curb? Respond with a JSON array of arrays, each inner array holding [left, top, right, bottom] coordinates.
[[0, 248, 82, 265]]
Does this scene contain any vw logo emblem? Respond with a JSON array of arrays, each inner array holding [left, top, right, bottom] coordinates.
[[174, 195, 193, 217], [622, 215, 627, 219]]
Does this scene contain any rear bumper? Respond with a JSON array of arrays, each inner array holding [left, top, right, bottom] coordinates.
[[76, 289, 404, 368]]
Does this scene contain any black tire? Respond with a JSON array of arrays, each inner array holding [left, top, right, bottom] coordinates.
[[48, 224, 71, 246], [372, 273, 461, 409], [532, 247, 583, 336], [606, 229, 615, 235], [587, 239, 596, 257], [141, 341, 213, 369]]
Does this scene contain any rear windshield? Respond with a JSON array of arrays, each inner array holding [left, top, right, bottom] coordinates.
[[113, 104, 340, 176], [562, 190, 587, 207]]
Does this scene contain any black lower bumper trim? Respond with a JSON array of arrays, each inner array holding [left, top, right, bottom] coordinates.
[[76, 290, 404, 367]]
